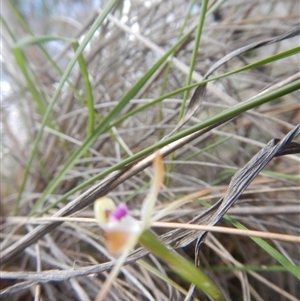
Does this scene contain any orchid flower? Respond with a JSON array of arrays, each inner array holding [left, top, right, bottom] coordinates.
[[93, 153, 165, 300], [93, 153, 225, 301], [94, 198, 141, 254]]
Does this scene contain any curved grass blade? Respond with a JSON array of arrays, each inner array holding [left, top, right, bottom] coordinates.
[[12, 35, 96, 214], [6, 2, 88, 105], [9, 0, 120, 214], [14, 35, 97, 135]]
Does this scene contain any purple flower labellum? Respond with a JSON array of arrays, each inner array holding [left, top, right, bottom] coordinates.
[[110, 203, 128, 221]]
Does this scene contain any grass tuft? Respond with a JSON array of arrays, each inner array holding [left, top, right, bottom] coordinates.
[[1, 1, 299, 300]]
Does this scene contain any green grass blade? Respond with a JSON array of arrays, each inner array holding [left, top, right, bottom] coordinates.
[[71, 42, 95, 136], [227, 217, 300, 279], [200, 199, 300, 279], [261, 170, 300, 182], [184, 136, 233, 161], [12, 48, 47, 118], [180, 0, 209, 118], [138, 260, 190, 296], [13, 34, 95, 109], [167, 0, 208, 186], [140, 230, 226, 301], [210, 265, 290, 272]]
